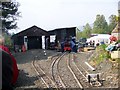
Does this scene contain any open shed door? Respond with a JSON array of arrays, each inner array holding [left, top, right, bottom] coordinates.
[[42, 36, 45, 49]]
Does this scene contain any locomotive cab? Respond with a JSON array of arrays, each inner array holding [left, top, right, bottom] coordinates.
[[63, 40, 71, 52]]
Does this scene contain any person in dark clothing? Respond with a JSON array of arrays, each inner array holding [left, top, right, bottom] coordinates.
[[1, 49, 13, 90], [71, 37, 77, 53], [61, 42, 64, 52], [0, 35, 19, 85]]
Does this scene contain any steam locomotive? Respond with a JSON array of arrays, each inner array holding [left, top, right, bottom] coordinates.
[[63, 40, 71, 52], [61, 37, 74, 52]]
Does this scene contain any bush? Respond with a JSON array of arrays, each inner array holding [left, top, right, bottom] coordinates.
[[117, 40, 120, 43], [90, 44, 110, 66], [97, 44, 107, 50], [4, 34, 14, 51]]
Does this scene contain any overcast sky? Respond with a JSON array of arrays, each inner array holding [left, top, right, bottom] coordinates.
[[15, 0, 119, 33]]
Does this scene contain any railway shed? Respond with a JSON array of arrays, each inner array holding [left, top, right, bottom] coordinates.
[[12, 25, 50, 51], [48, 27, 76, 42]]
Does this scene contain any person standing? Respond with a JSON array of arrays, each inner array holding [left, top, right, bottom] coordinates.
[[71, 37, 77, 53], [0, 35, 19, 85], [1, 48, 13, 90]]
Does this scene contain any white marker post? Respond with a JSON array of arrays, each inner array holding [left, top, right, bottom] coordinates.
[[85, 62, 95, 71], [44, 50, 46, 56]]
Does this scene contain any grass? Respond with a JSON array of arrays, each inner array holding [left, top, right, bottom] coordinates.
[[90, 44, 110, 66], [116, 58, 120, 64], [90, 44, 120, 67]]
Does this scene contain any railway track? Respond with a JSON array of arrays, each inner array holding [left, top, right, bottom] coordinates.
[[51, 52, 66, 88], [32, 60, 57, 88], [55, 52, 91, 89], [57, 53, 81, 88], [31, 50, 57, 88], [71, 53, 92, 88], [73, 52, 102, 87], [31, 52, 67, 89], [31, 50, 100, 89], [67, 54, 84, 89]]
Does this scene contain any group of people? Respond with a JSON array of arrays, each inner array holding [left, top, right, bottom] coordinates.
[[89, 40, 95, 47], [0, 35, 19, 90], [105, 40, 120, 52]]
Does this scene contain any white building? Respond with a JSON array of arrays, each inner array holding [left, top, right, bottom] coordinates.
[[87, 34, 111, 46]]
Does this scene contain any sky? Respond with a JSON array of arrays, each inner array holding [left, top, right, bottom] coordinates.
[[14, 0, 119, 33]]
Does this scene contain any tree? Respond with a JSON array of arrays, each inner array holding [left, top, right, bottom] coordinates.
[[76, 27, 86, 40], [0, 0, 20, 33], [92, 14, 108, 34], [82, 23, 92, 38], [76, 23, 92, 39], [76, 28, 80, 40], [108, 15, 117, 33]]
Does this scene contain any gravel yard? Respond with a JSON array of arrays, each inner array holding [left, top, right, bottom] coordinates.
[[13, 49, 119, 89], [14, 49, 59, 89], [76, 51, 119, 88]]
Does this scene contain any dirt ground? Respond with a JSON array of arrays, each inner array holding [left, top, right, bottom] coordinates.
[[13, 49, 59, 89], [12, 49, 119, 89]]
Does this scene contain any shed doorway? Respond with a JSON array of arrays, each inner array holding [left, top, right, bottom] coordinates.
[[27, 36, 42, 50]]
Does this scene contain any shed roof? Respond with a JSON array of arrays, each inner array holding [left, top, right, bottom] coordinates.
[[12, 25, 49, 37], [112, 24, 120, 33], [48, 27, 76, 32]]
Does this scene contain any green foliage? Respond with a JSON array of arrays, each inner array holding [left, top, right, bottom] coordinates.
[[82, 23, 92, 38], [1, 1, 20, 33], [116, 40, 120, 43], [109, 15, 117, 24], [76, 14, 117, 40], [108, 15, 117, 33], [116, 58, 120, 64], [76, 30, 82, 40], [97, 45, 110, 58], [77, 14, 117, 40], [4, 33, 12, 46], [76, 28, 81, 40], [76, 23, 92, 39], [91, 44, 110, 65], [3, 33, 14, 51], [97, 44, 107, 51], [76, 27, 85, 40], [92, 14, 109, 34]]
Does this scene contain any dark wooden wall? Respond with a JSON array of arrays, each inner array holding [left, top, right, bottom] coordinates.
[[48, 27, 76, 42]]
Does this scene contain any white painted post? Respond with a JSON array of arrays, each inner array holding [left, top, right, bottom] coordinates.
[[85, 62, 95, 71], [24, 36, 28, 50], [44, 50, 46, 56], [42, 36, 45, 49]]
